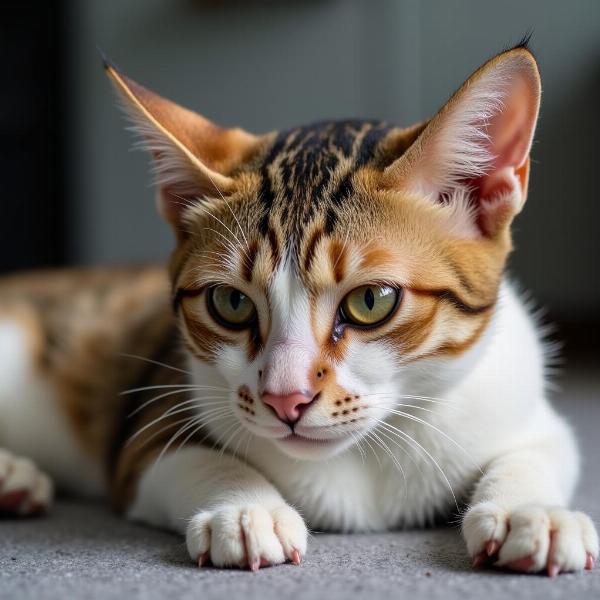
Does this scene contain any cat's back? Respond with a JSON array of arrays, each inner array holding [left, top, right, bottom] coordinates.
[[0, 265, 181, 496]]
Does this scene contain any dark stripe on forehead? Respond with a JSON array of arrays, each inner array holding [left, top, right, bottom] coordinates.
[[267, 226, 280, 267], [256, 119, 395, 245], [304, 228, 324, 272], [242, 242, 258, 283]]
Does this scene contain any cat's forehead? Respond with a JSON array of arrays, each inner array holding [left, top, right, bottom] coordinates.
[[180, 118, 440, 294], [252, 119, 395, 248]]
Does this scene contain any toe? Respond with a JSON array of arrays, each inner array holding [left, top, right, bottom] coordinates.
[[241, 506, 285, 568], [547, 508, 587, 573], [186, 511, 213, 564], [497, 506, 551, 572], [575, 511, 599, 562], [271, 505, 308, 562], [462, 502, 508, 559]]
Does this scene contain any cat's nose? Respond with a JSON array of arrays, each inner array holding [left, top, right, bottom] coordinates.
[[262, 390, 315, 425]]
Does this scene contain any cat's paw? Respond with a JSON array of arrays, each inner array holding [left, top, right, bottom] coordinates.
[[463, 501, 598, 576], [186, 503, 307, 570], [0, 449, 54, 516]]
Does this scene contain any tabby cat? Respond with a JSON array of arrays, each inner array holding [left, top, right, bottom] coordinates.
[[0, 43, 597, 576]]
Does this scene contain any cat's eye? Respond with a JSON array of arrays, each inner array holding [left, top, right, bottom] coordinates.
[[207, 286, 257, 329], [340, 285, 400, 327]]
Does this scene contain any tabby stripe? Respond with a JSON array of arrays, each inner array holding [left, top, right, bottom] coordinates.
[[267, 226, 280, 267], [412, 288, 495, 315], [242, 242, 258, 282], [172, 287, 204, 312], [304, 228, 324, 272]]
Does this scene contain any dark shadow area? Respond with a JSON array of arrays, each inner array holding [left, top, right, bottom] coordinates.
[[0, 1, 67, 273]]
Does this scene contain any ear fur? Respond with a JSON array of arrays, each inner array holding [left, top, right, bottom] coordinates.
[[382, 46, 541, 238], [104, 60, 258, 235]]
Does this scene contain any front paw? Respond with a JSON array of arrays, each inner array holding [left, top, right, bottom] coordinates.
[[463, 501, 598, 576], [0, 449, 54, 516], [186, 503, 307, 570]]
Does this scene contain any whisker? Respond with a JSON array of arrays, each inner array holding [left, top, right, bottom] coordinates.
[[374, 418, 458, 510], [332, 228, 351, 272], [361, 391, 459, 408], [120, 352, 191, 376], [362, 433, 383, 469], [376, 407, 482, 474], [220, 195, 251, 255], [155, 409, 233, 465], [127, 403, 230, 446], [120, 383, 231, 396], [192, 201, 252, 263], [210, 419, 242, 454], [218, 424, 244, 458], [348, 430, 366, 462], [202, 227, 252, 268], [231, 429, 251, 459], [128, 389, 229, 418], [366, 429, 407, 494], [129, 415, 199, 451]]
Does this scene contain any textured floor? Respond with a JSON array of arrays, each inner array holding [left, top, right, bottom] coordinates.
[[1, 371, 599, 600]]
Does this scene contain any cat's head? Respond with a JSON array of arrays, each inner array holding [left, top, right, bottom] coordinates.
[[107, 45, 540, 460]]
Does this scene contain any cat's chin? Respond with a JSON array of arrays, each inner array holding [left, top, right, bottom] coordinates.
[[271, 433, 353, 460]]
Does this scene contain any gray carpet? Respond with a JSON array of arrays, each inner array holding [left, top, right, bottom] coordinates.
[[1, 370, 599, 600]]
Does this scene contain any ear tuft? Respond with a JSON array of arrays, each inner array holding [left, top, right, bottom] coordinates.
[[506, 30, 534, 53]]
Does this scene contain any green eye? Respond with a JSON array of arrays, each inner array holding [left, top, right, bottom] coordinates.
[[341, 285, 400, 326], [208, 286, 256, 328]]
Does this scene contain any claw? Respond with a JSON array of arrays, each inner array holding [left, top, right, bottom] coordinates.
[[585, 554, 594, 571], [197, 552, 209, 567], [472, 553, 486, 568], [548, 563, 559, 578], [291, 549, 301, 565], [249, 559, 260, 572], [485, 540, 499, 556]]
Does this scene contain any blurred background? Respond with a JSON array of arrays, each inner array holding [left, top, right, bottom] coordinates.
[[1, 0, 599, 362]]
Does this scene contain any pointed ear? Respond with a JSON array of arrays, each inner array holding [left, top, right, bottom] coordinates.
[[382, 46, 541, 238], [105, 61, 259, 236]]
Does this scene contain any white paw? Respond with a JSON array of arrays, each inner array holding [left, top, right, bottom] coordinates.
[[463, 501, 598, 576], [0, 449, 54, 516], [186, 503, 307, 570]]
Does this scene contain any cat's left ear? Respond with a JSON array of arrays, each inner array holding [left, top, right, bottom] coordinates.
[[382, 45, 541, 237], [105, 60, 259, 237]]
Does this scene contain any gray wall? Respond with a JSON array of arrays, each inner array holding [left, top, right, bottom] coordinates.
[[66, 0, 600, 318]]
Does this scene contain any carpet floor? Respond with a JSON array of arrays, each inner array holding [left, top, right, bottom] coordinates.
[[1, 370, 599, 600]]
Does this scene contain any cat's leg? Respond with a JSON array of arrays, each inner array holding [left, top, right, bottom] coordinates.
[[462, 420, 598, 576], [0, 316, 54, 515], [124, 446, 307, 570]]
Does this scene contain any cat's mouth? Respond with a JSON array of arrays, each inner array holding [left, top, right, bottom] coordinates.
[[270, 429, 355, 460], [279, 433, 339, 447]]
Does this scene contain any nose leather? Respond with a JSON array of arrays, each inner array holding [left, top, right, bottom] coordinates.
[[262, 391, 313, 424]]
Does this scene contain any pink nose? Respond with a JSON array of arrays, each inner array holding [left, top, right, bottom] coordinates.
[[262, 391, 314, 424]]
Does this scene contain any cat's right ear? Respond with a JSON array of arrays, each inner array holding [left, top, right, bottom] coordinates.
[[105, 60, 258, 238]]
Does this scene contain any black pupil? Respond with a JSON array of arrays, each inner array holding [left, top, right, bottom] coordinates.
[[230, 289, 242, 311], [364, 287, 375, 311]]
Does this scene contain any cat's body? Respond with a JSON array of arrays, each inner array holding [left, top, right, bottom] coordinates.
[[0, 45, 597, 575]]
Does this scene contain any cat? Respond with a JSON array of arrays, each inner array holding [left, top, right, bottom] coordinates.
[[0, 41, 597, 577]]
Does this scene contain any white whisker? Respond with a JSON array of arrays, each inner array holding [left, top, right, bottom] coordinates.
[[375, 418, 458, 510], [120, 352, 191, 376]]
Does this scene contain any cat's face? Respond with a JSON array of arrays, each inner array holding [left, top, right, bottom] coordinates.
[[107, 45, 540, 459]]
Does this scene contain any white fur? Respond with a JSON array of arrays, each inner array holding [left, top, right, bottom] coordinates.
[[0, 320, 104, 497]]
